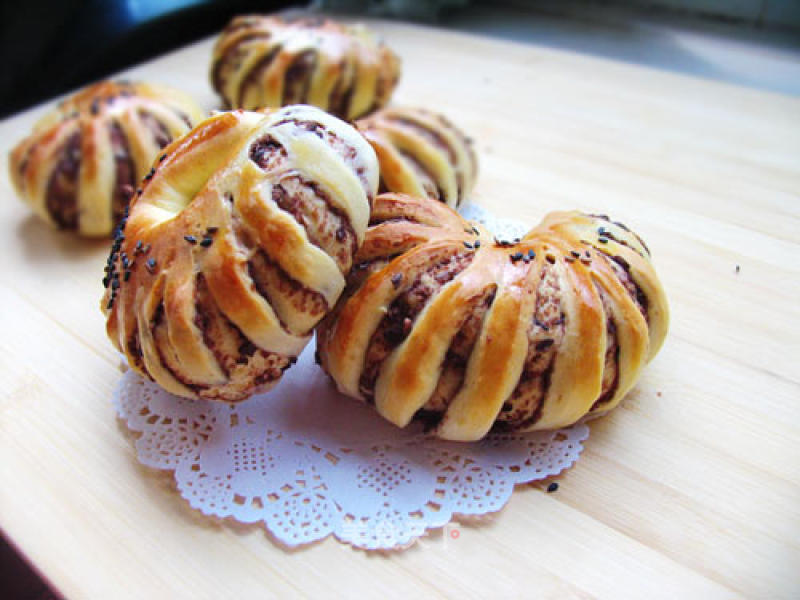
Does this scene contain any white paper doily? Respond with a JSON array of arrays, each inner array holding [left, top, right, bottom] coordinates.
[[459, 203, 529, 242], [112, 205, 590, 550]]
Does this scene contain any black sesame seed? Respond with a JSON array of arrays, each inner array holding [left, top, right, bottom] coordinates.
[[159, 154, 167, 162], [106, 299, 114, 310], [571, 250, 580, 258], [474, 240, 481, 249], [102, 277, 109, 287], [598, 237, 608, 244], [471, 226, 480, 235], [463, 241, 473, 249], [200, 237, 213, 248], [111, 279, 120, 290], [528, 249, 536, 260], [510, 252, 523, 263], [206, 226, 219, 234], [391, 273, 403, 288], [184, 235, 197, 244], [534, 319, 549, 331], [735, 264, 740, 274], [124, 271, 131, 281], [146, 258, 156, 273], [546, 482, 559, 493]]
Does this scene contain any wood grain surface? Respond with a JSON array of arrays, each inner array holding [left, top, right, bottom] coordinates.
[[1, 18, 798, 600]]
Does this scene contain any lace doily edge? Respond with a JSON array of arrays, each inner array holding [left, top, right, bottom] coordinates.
[[114, 410, 589, 551]]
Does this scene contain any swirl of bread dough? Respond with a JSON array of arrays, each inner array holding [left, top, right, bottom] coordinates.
[[211, 15, 401, 120], [102, 105, 378, 401], [9, 80, 204, 237], [317, 193, 669, 441], [356, 107, 478, 208]]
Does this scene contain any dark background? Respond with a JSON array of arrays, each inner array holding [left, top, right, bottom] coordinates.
[[0, 0, 298, 119], [2, 0, 797, 119]]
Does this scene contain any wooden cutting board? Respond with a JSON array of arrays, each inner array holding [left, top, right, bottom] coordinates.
[[1, 18, 798, 600]]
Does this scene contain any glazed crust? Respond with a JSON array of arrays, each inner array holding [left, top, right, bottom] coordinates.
[[9, 80, 204, 237], [316, 194, 669, 441], [102, 106, 378, 401], [211, 15, 401, 120], [356, 107, 478, 208]]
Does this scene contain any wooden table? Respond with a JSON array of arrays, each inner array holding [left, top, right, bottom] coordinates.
[[1, 18, 798, 600]]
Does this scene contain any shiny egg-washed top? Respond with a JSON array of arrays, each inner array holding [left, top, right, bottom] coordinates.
[[9, 81, 204, 237], [211, 15, 401, 120], [356, 107, 478, 209], [317, 194, 669, 441], [102, 106, 378, 401]]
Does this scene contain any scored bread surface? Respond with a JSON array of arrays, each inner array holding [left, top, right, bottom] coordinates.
[[211, 15, 401, 120], [102, 106, 378, 401], [9, 80, 204, 237], [316, 193, 669, 441], [356, 107, 478, 208]]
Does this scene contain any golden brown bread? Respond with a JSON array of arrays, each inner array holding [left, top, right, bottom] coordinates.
[[102, 105, 378, 401], [211, 15, 401, 119], [356, 107, 478, 208], [9, 80, 204, 237], [316, 193, 669, 441]]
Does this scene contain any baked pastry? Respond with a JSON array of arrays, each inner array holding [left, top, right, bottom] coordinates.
[[102, 105, 378, 401], [317, 193, 669, 441], [9, 80, 204, 237], [211, 15, 401, 120], [356, 107, 478, 208]]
